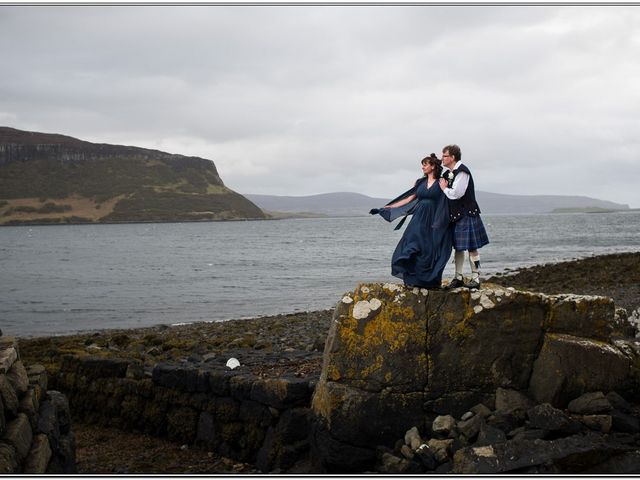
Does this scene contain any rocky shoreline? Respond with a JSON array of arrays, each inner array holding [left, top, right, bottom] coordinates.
[[16, 250, 640, 473]]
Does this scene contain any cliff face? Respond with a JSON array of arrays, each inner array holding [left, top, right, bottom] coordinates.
[[0, 127, 266, 224], [310, 283, 640, 472]]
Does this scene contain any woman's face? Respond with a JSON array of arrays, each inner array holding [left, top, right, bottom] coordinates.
[[422, 161, 433, 175]]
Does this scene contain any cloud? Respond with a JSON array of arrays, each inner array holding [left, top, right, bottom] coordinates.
[[1, 5, 639, 206]]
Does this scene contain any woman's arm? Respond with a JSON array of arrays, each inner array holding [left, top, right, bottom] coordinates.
[[384, 193, 417, 209]]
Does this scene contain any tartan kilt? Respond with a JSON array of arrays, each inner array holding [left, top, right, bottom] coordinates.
[[453, 214, 489, 251]]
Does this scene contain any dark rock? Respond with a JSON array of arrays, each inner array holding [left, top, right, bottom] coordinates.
[[77, 356, 129, 379], [229, 374, 258, 401], [152, 363, 209, 393], [0, 442, 18, 474], [23, 433, 52, 474], [457, 414, 483, 441], [250, 376, 312, 409], [607, 391, 632, 413], [568, 392, 612, 415], [166, 406, 198, 443], [46, 432, 76, 474], [208, 368, 235, 396], [528, 403, 582, 436], [400, 444, 414, 459], [47, 391, 71, 435], [195, 411, 216, 446], [583, 451, 640, 473], [425, 391, 495, 418], [0, 395, 4, 435], [18, 388, 38, 429], [529, 333, 630, 407], [26, 364, 48, 392], [486, 408, 527, 433], [475, 422, 507, 446], [415, 444, 437, 470], [3, 413, 33, 461], [0, 375, 18, 417], [545, 294, 614, 340], [125, 361, 145, 380], [471, 403, 491, 418], [378, 452, 420, 474], [6, 361, 29, 396], [452, 432, 630, 474], [239, 399, 272, 429], [312, 381, 425, 449], [578, 415, 612, 433], [310, 420, 375, 473], [256, 407, 311, 472], [495, 388, 533, 413], [435, 460, 453, 473], [611, 410, 640, 433], [513, 428, 547, 441], [427, 438, 453, 463]]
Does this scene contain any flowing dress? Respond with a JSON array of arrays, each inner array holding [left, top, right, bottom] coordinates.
[[389, 179, 453, 288]]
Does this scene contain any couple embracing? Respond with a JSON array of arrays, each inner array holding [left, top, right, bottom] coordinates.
[[371, 144, 489, 290]]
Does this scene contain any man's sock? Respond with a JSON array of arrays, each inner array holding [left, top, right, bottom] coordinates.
[[469, 253, 481, 281], [454, 250, 465, 279]]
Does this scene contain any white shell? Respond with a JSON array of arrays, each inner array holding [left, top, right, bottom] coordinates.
[[226, 357, 241, 370]]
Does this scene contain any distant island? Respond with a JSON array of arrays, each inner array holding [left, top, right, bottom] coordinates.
[[0, 127, 266, 225], [244, 191, 630, 217]]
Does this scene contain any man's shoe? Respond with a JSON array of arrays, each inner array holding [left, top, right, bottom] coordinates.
[[465, 280, 481, 290], [446, 277, 465, 289]]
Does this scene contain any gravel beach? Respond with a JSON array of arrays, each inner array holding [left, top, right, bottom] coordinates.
[[17, 250, 640, 473]]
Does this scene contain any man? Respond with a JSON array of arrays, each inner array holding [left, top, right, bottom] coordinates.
[[439, 144, 489, 289]]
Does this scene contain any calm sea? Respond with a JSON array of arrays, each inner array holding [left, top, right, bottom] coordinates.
[[1, 211, 639, 337]]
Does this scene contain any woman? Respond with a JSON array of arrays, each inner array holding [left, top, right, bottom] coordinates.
[[372, 154, 453, 289]]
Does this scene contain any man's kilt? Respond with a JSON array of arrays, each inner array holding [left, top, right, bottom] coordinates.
[[453, 214, 489, 251]]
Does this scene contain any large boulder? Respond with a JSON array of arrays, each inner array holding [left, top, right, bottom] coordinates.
[[310, 282, 639, 472]]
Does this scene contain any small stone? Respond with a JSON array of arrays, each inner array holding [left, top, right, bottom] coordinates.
[[567, 392, 612, 415], [432, 415, 456, 435], [457, 414, 483, 441], [404, 426, 422, 450], [527, 403, 579, 433], [579, 415, 612, 433], [415, 444, 437, 470], [427, 438, 453, 463], [461, 411, 474, 421], [470, 403, 492, 418], [400, 444, 414, 460]]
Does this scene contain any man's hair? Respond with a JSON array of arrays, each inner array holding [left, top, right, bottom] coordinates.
[[443, 144, 462, 162]]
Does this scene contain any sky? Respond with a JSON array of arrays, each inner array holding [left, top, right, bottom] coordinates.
[[1, 4, 640, 207]]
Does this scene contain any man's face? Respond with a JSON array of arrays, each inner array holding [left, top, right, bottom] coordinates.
[[442, 151, 455, 169]]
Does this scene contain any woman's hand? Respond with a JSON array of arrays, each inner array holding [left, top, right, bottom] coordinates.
[[439, 178, 449, 191]]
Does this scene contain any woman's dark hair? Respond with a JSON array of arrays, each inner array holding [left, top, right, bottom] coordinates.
[[421, 153, 443, 179]]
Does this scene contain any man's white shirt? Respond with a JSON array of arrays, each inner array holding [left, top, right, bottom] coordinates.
[[442, 161, 469, 200]]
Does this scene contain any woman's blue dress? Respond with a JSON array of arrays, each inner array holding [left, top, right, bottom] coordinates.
[[390, 179, 453, 288]]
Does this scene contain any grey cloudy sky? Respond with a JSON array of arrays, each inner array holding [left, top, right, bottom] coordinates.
[[1, 4, 639, 207]]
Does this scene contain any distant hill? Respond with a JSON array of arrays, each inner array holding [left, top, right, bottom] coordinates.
[[245, 190, 629, 217], [0, 127, 266, 225]]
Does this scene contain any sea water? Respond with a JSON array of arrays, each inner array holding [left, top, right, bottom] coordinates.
[[1, 211, 639, 337]]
